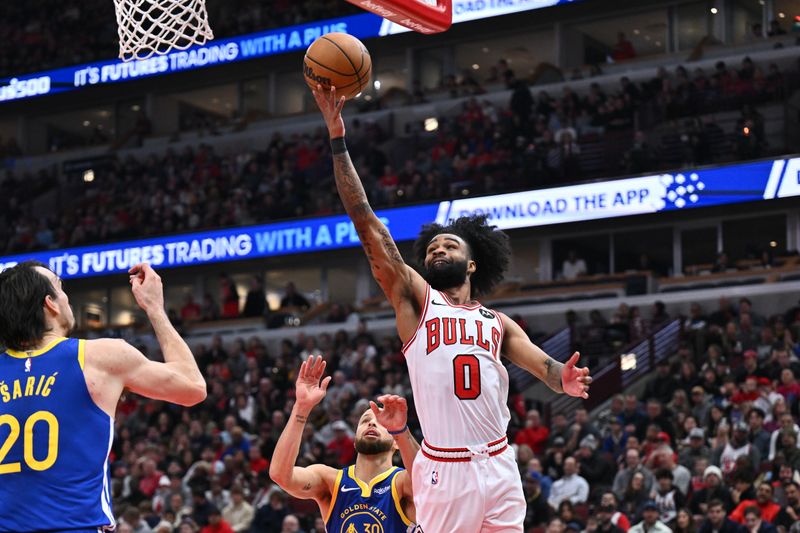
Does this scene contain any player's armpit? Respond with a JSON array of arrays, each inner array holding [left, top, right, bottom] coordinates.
[[86, 338, 206, 407], [498, 313, 564, 394], [395, 469, 415, 500]]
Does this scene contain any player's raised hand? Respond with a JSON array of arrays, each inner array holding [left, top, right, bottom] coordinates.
[[562, 352, 592, 399], [311, 83, 346, 138], [294, 355, 331, 413], [370, 394, 408, 434], [128, 263, 164, 316]]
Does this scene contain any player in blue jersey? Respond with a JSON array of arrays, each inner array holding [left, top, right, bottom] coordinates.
[[270, 356, 419, 532], [0, 261, 206, 533]]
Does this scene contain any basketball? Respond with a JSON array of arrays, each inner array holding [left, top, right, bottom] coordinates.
[[303, 32, 372, 100]]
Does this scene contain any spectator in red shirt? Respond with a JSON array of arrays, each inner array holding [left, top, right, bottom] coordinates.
[[248, 446, 269, 475], [327, 420, 356, 466], [515, 409, 550, 455], [138, 458, 164, 498], [201, 506, 235, 533], [729, 482, 781, 525], [612, 32, 637, 62], [181, 294, 202, 322]]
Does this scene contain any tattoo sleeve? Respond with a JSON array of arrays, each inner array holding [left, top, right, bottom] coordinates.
[[544, 358, 564, 393], [332, 152, 373, 224]]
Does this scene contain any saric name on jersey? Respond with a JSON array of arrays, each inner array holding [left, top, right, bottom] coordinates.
[[425, 317, 501, 357]]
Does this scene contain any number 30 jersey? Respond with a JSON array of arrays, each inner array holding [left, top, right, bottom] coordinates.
[[403, 284, 510, 448], [0, 337, 115, 532]]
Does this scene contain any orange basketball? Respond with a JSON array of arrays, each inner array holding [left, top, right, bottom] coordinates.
[[303, 32, 372, 100]]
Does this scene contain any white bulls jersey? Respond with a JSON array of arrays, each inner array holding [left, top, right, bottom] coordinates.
[[403, 284, 510, 447]]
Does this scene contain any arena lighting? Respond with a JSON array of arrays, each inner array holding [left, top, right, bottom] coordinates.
[[373, 80, 381, 90], [82, 170, 95, 183], [620, 353, 637, 371], [710, 7, 718, 14], [424, 117, 438, 131]]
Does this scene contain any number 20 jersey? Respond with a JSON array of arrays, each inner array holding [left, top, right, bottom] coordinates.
[[0, 338, 115, 532], [402, 284, 510, 448]]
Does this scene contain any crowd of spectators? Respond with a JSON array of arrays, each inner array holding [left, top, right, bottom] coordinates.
[[2, 52, 797, 257], [103, 289, 800, 533], [0, 0, 359, 77]]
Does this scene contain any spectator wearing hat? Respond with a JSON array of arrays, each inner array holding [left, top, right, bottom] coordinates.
[[326, 420, 355, 467], [578, 434, 616, 489], [690, 466, 734, 515], [523, 469, 552, 529], [221, 486, 253, 532], [602, 416, 630, 462], [629, 501, 671, 533], [734, 352, 764, 384], [545, 436, 569, 480], [698, 499, 745, 533], [743, 506, 777, 533], [200, 506, 234, 533], [548, 457, 590, 509], [653, 469, 685, 527], [614, 449, 656, 501], [729, 482, 780, 525], [680, 428, 711, 471], [637, 400, 675, 444], [596, 503, 626, 533], [714, 421, 761, 476], [515, 409, 550, 455]]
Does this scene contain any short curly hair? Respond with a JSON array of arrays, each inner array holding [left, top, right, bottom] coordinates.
[[413, 214, 511, 298]]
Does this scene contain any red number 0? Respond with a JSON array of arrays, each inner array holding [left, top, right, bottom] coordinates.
[[453, 354, 481, 400]]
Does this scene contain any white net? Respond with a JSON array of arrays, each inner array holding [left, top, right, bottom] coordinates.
[[114, 0, 214, 62]]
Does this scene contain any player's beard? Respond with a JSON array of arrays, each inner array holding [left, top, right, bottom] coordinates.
[[423, 259, 469, 291], [355, 436, 394, 455]]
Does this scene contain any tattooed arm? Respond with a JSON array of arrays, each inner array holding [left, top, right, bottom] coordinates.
[[270, 357, 337, 508], [499, 313, 592, 397], [313, 85, 427, 341]]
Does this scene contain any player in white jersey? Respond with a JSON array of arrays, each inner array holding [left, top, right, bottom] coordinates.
[[313, 85, 592, 533]]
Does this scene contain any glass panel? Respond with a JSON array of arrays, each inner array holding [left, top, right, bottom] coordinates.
[[570, 9, 668, 64], [169, 83, 239, 133], [676, 2, 711, 51], [41, 106, 114, 152], [722, 214, 786, 264], [274, 71, 307, 116], [732, 0, 765, 44], [115, 98, 148, 149], [454, 29, 555, 87], [614, 228, 673, 277], [242, 77, 270, 119], [417, 46, 447, 92], [552, 235, 611, 279], [772, 0, 800, 36], [681, 226, 717, 272]]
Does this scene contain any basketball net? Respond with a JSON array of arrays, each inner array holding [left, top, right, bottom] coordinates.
[[114, 0, 214, 62]]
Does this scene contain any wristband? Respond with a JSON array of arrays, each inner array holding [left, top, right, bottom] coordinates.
[[388, 425, 408, 436], [331, 137, 347, 154]]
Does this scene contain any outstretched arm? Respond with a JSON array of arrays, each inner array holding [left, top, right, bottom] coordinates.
[[269, 356, 336, 501], [370, 395, 420, 500], [500, 313, 591, 397], [313, 86, 426, 341]]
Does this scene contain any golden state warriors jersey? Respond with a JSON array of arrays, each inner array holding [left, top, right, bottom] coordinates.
[[326, 465, 413, 533], [0, 338, 115, 532]]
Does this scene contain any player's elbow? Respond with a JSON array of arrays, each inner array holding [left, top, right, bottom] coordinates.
[[179, 380, 207, 406], [268, 465, 287, 487]]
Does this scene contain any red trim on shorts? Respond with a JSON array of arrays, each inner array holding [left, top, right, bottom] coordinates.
[[421, 443, 509, 462], [401, 283, 431, 354], [487, 436, 507, 447], [423, 440, 469, 453]]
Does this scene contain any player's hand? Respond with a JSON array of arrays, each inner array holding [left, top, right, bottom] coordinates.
[[294, 356, 331, 413], [370, 394, 408, 434], [311, 83, 346, 138], [129, 263, 164, 316], [562, 352, 591, 399]]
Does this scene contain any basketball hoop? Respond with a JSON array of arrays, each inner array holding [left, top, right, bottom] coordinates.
[[113, 0, 214, 62], [345, 0, 452, 34]]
